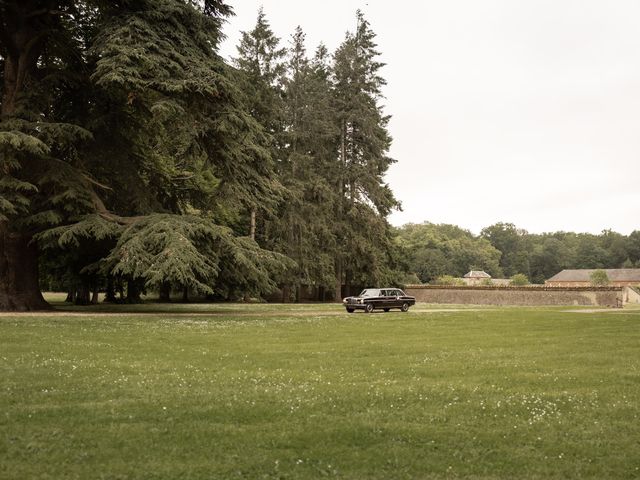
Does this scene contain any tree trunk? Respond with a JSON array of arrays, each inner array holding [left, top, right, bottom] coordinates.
[[104, 277, 116, 303], [0, 11, 52, 311], [250, 208, 256, 241], [159, 283, 171, 302], [334, 258, 342, 302], [126, 280, 141, 303], [0, 228, 50, 311], [345, 268, 352, 298], [182, 286, 188, 302], [65, 290, 76, 303], [333, 121, 347, 303], [75, 284, 90, 305], [91, 285, 99, 304]]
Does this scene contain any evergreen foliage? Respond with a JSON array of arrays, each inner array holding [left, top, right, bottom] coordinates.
[[100, 214, 293, 298], [233, 7, 286, 238], [263, 28, 339, 297], [0, 0, 292, 309], [233, 10, 401, 300], [0, 3, 402, 308], [330, 11, 400, 296]]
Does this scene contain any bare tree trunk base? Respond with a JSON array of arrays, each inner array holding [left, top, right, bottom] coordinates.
[[0, 230, 51, 311]]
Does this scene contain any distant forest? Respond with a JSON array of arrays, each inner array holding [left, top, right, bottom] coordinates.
[[394, 222, 640, 284]]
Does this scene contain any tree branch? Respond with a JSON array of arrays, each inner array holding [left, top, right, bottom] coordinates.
[[0, 19, 18, 58], [85, 182, 144, 226]]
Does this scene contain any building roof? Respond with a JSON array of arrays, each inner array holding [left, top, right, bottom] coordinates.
[[547, 269, 640, 282], [463, 270, 491, 279]]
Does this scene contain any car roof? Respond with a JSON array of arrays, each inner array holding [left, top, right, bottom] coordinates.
[[363, 287, 401, 289]]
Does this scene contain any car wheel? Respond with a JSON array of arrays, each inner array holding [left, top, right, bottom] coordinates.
[[401, 302, 409, 312], [365, 303, 374, 313], [383, 308, 390, 312], [346, 308, 355, 313]]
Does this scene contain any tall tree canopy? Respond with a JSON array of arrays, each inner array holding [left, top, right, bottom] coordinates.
[[263, 28, 340, 300], [0, 0, 291, 310], [233, 9, 401, 301], [0, 3, 404, 310], [330, 11, 400, 298]]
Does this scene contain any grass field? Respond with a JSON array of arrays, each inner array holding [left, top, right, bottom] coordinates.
[[1, 301, 639, 479]]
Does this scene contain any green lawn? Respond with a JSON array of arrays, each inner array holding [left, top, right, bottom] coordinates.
[[1, 302, 639, 479]]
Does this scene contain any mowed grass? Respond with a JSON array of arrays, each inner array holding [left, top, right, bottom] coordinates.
[[1, 303, 639, 479]]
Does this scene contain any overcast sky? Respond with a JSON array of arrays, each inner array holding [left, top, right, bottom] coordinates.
[[219, 1, 640, 235]]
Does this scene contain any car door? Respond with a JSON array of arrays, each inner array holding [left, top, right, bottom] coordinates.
[[375, 289, 388, 308], [379, 289, 392, 308], [389, 289, 402, 308]]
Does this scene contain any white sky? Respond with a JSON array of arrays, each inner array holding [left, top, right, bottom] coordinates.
[[219, 0, 640, 235]]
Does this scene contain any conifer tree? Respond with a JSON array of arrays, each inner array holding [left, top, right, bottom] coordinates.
[[234, 7, 286, 240], [0, 1, 95, 310], [331, 11, 400, 298], [267, 28, 340, 300]]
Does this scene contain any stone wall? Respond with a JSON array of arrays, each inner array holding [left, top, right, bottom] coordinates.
[[405, 285, 624, 307], [624, 287, 640, 304]]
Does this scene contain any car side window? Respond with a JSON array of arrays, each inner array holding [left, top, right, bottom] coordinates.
[[380, 290, 388, 296]]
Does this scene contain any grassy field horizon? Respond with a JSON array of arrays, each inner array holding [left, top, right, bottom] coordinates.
[[1, 302, 638, 479]]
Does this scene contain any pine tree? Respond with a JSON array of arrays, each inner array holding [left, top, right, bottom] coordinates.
[[266, 28, 340, 300], [331, 11, 400, 298], [233, 7, 286, 241]]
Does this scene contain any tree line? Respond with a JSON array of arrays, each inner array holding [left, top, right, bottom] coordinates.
[[395, 222, 640, 284], [0, 1, 399, 310]]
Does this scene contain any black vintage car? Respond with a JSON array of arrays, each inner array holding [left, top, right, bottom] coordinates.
[[343, 288, 416, 313]]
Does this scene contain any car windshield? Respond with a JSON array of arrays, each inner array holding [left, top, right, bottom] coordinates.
[[359, 289, 380, 297]]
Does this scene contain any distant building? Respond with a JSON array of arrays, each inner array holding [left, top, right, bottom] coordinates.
[[462, 270, 490, 285], [460, 270, 515, 286], [545, 269, 640, 287], [464, 270, 490, 280]]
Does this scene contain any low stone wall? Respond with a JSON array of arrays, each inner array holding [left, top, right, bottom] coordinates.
[[624, 286, 640, 304], [404, 285, 623, 307]]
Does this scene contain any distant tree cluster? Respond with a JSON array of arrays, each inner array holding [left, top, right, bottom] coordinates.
[[394, 223, 502, 283], [395, 222, 640, 284], [0, 2, 398, 310]]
